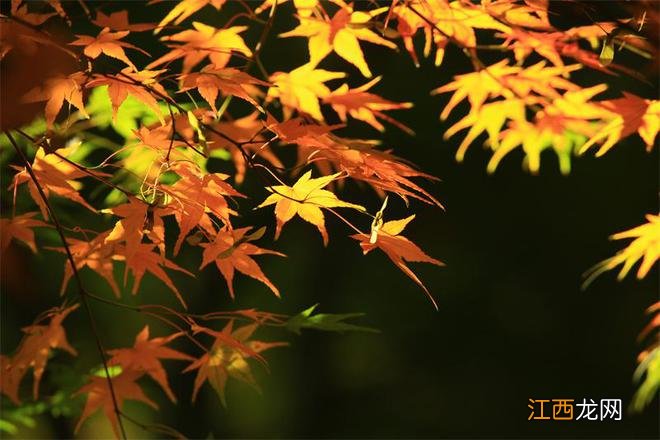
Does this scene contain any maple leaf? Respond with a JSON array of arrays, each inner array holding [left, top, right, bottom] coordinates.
[[114, 242, 192, 307], [107, 326, 193, 402], [443, 98, 526, 162], [161, 161, 244, 254], [393, 0, 510, 66], [49, 230, 120, 297], [257, 170, 365, 245], [443, 84, 608, 173], [148, 22, 252, 74], [75, 369, 157, 438], [281, 130, 442, 206], [153, 0, 226, 34], [86, 68, 167, 123], [133, 124, 187, 154], [268, 63, 346, 120], [0, 355, 20, 404], [21, 72, 89, 127], [482, 0, 552, 30], [104, 197, 165, 260], [280, 2, 395, 77], [324, 76, 413, 133], [11, 147, 97, 220], [70, 27, 147, 71], [184, 321, 286, 405], [178, 66, 269, 113], [4, 305, 78, 402], [488, 86, 609, 174], [352, 214, 443, 309], [200, 226, 285, 298], [0, 212, 47, 253], [9, 0, 57, 27], [92, 10, 156, 32], [583, 214, 660, 287], [580, 93, 660, 156], [433, 60, 579, 120], [190, 112, 283, 185]]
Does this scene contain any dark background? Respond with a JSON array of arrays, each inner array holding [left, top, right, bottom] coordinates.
[[2, 1, 658, 438]]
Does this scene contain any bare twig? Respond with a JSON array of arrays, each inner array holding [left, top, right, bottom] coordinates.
[[5, 131, 128, 440]]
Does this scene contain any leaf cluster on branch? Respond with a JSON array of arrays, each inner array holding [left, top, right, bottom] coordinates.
[[0, 0, 658, 437]]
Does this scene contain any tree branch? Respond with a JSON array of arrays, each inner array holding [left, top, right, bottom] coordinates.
[[5, 131, 128, 440]]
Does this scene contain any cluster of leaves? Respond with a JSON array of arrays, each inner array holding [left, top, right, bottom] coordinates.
[[584, 214, 660, 413], [0, 0, 658, 437]]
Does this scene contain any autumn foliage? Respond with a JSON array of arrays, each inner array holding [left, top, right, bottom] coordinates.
[[0, 0, 658, 437]]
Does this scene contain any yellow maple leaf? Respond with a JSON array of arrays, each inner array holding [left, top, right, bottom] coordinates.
[[257, 170, 365, 245], [280, 1, 395, 77], [153, 0, 226, 34], [583, 214, 660, 288], [268, 63, 345, 120]]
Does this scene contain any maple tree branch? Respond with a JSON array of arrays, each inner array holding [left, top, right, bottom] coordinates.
[[250, 0, 279, 80], [5, 131, 129, 440]]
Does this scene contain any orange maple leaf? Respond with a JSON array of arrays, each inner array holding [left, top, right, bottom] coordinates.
[[22, 72, 89, 127], [11, 147, 97, 219], [148, 22, 252, 74], [161, 161, 244, 255], [2, 305, 78, 402], [257, 170, 365, 245], [92, 10, 156, 32], [70, 27, 147, 71], [324, 76, 413, 133], [10, 0, 57, 26], [184, 321, 286, 405], [393, 0, 510, 66], [114, 242, 192, 307], [47, 230, 120, 296], [0, 212, 47, 253], [200, 226, 285, 298], [0, 355, 20, 404], [352, 214, 443, 309], [86, 68, 167, 123], [107, 326, 193, 402], [178, 66, 268, 113], [105, 197, 165, 260], [75, 369, 157, 438]]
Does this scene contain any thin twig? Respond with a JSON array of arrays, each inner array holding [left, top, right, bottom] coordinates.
[[5, 131, 128, 440]]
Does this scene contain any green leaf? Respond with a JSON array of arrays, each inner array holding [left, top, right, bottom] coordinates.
[[631, 347, 660, 413], [0, 419, 18, 435], [90, 364, 123, 378], [286, 304, 379, 335]]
